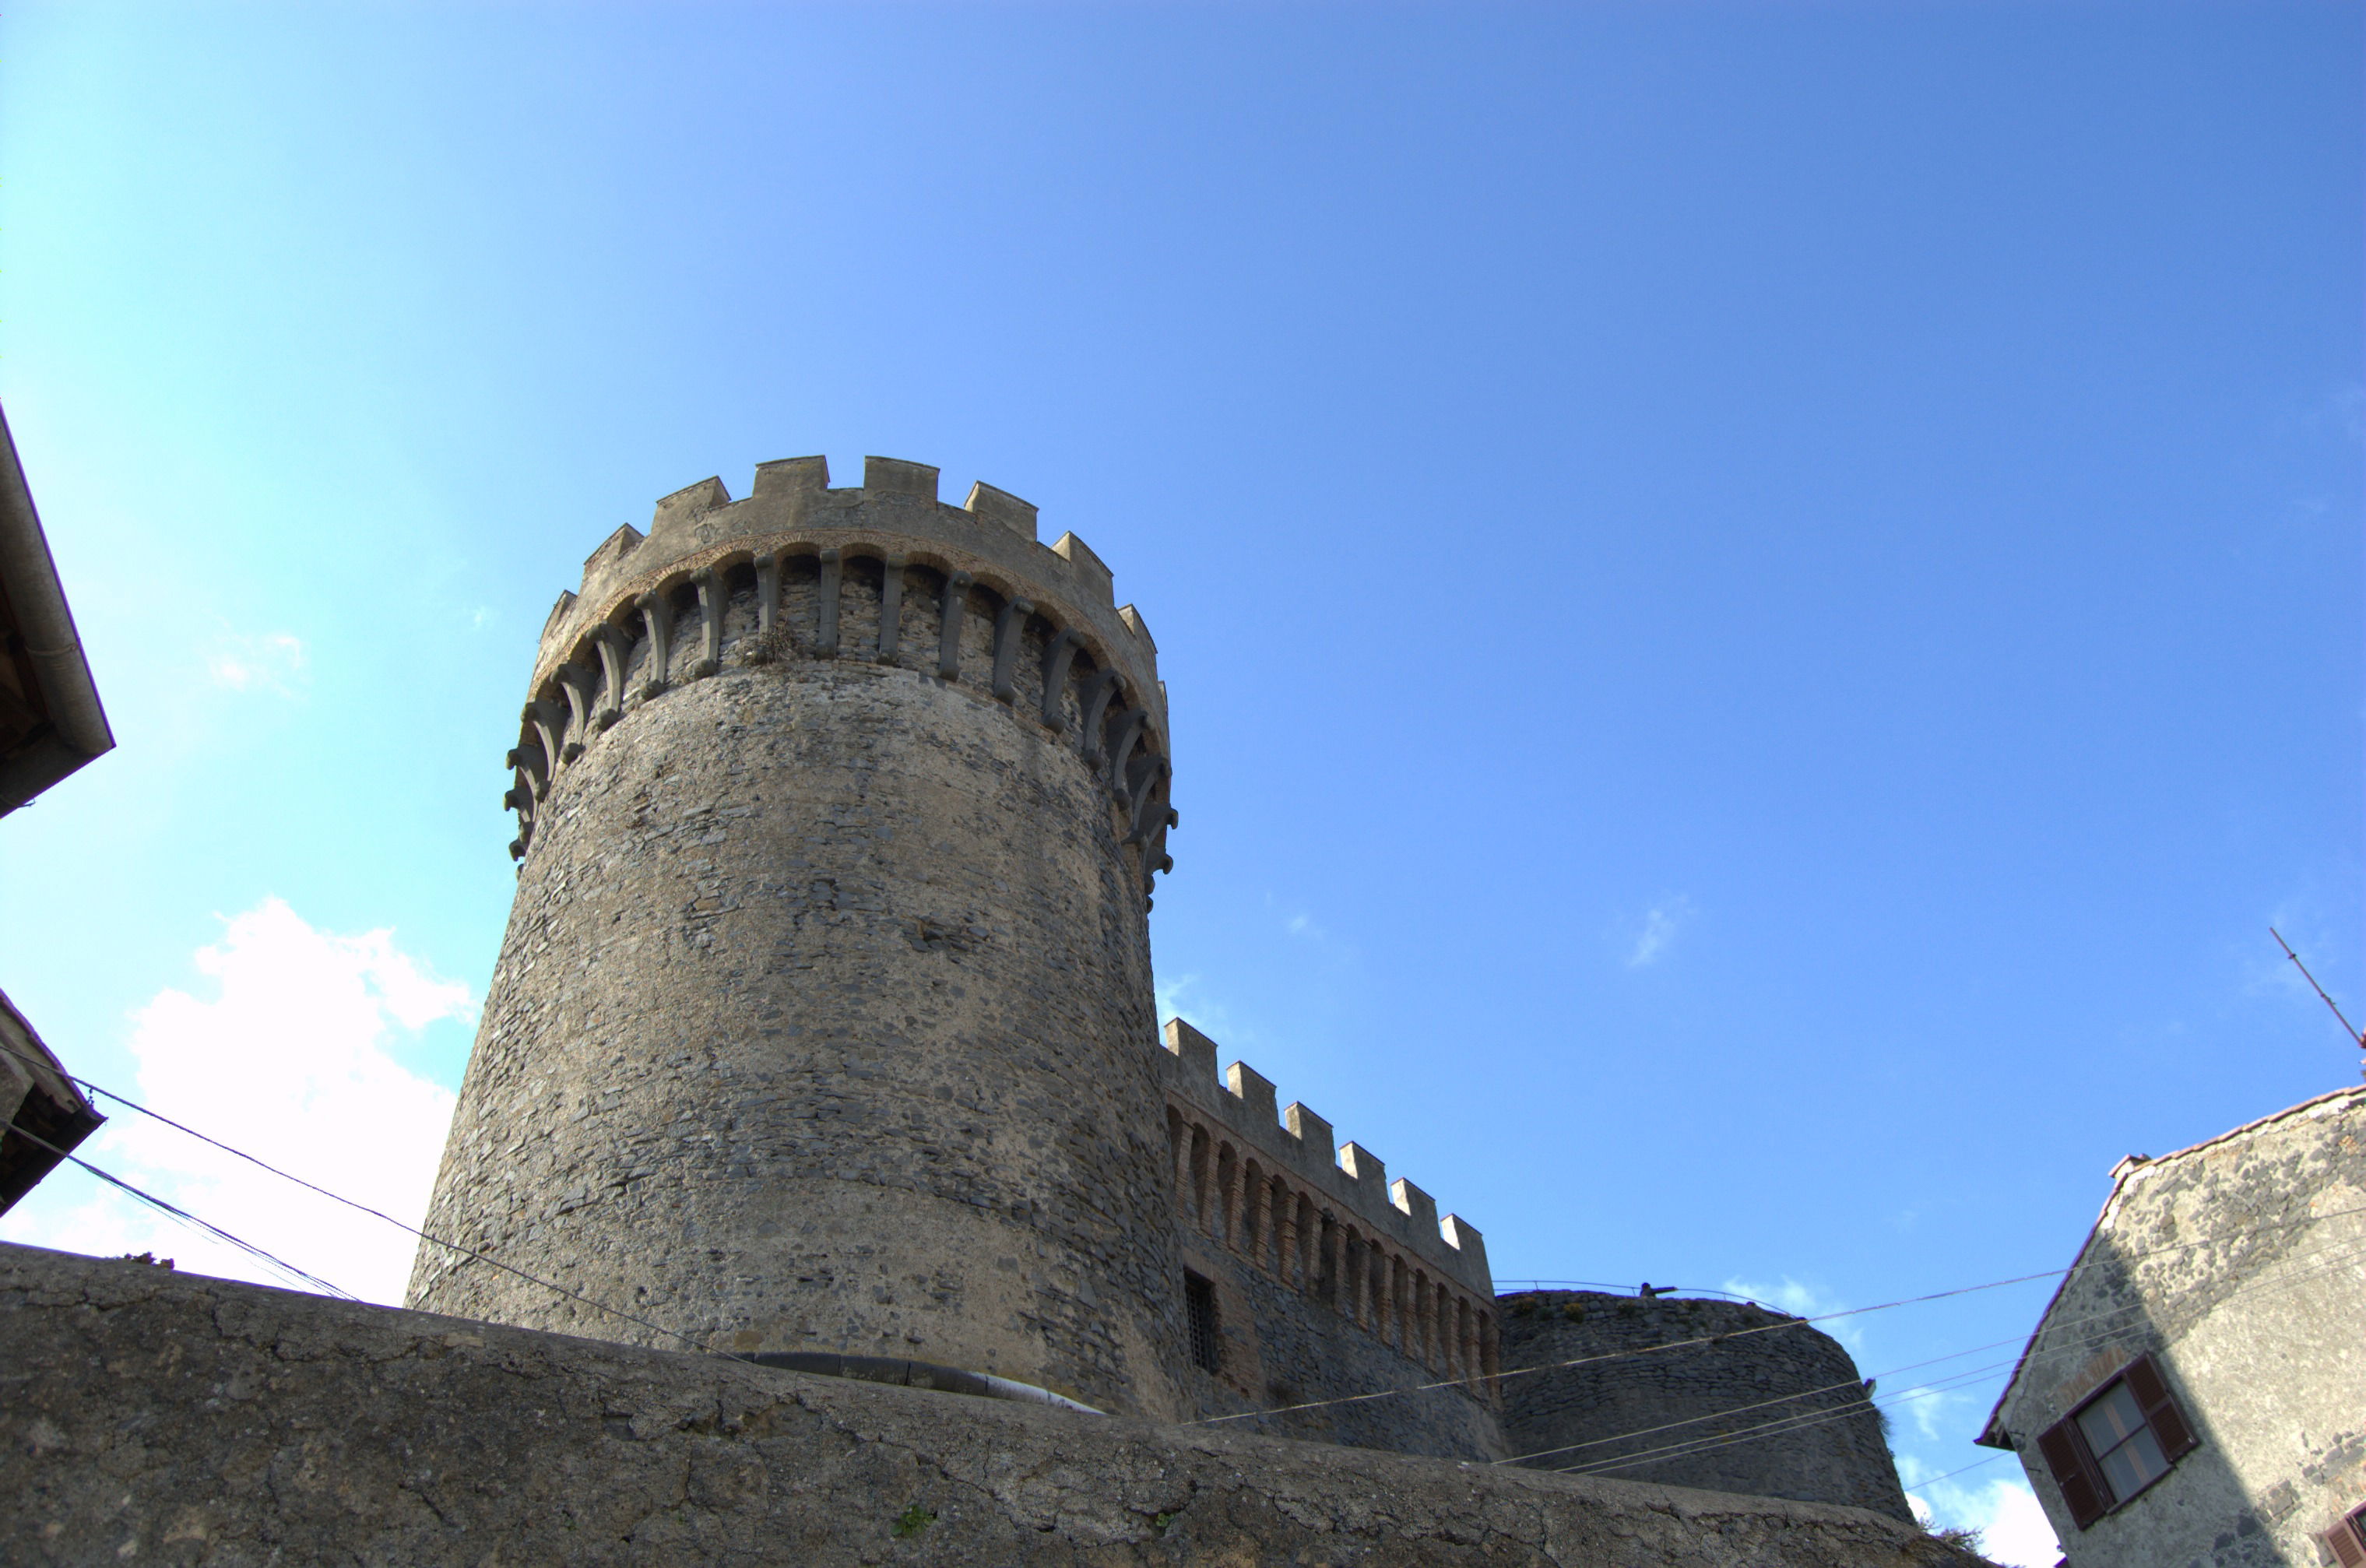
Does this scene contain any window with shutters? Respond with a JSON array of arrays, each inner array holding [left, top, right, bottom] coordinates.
[[1184, 1270, 1221, 1373], [2320, 1502, 2366, 1568], [2033, 1352, 2199, 1529]]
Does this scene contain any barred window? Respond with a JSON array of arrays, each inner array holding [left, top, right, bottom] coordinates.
[[1184, 1271, 1220, 1373]]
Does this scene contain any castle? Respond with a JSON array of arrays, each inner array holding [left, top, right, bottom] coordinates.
[[403, 452, 1908, 1505]]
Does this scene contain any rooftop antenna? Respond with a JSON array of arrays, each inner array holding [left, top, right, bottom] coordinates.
[[2269, 928, 2365, 1068]]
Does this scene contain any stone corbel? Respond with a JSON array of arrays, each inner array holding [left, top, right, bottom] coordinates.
[[504, 740, 550, 800], [937, 571, 974, 679], [691, 567, 722, 678], [748, 552, 781, 662], [1039, 629, 1081, 731], [636, 592, 673, 698], [591, 626, 628, 728], [817, 548, 842, 659], [1103, 708, 1148, 796], [1077, 670, 1121, 763], [1124, 755, 1171, 843], [990, 598, 1035, 702], [556, 663, 598, 761], [523, 701, 568, 788], [877, 553, 906, 662]]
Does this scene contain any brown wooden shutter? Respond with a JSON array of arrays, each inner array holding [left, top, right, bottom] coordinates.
[[2124, 1353, 2199, 1461], [2036, 1415, 2111, 1529], [2323, 1514, 2366, 1568]]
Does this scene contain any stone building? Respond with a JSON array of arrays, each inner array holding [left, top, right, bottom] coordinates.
[[0, 449, 1978, 1563], [1497, 1289, 1914, 1521], [406, 455, 1504, 1455], [0, 399, 111, 1215], [1976, 1085, 2366, 1567]]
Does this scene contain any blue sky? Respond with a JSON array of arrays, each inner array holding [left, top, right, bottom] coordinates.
[[1, 4, 2357, 1557]]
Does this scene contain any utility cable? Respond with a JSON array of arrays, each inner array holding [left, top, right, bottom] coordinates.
[[2, 1119, 353, 1300], [1543, 1229, 2366, 1481], [0, 1038, 712, 1357]]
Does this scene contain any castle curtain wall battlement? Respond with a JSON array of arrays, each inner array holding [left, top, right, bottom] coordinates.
[[1159, 1019, 1496, 1348], [1155, 1018, 1505, 1460]]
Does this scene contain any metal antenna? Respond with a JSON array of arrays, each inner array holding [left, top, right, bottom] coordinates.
[[2269, 928, 2365, 1052]]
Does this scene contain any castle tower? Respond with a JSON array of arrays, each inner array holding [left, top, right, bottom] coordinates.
[[407, 456, 1189, 1416]]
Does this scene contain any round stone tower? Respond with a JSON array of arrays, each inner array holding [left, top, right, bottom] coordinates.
[[407, 455, 1188, 1417]]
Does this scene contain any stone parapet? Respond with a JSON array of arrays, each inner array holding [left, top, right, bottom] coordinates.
[[2, 1244, 1991, 1567], [498, 455, 1172, 898]]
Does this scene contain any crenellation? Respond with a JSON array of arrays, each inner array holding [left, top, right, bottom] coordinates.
[[963, 480, 1038, 540], [862, 454, 938, 501], [750, 453, 829, 504], [1050, 530, 1113, 606], [652, 476, 732, 536]]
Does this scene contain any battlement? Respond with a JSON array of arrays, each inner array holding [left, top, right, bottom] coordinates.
[[502, 455, 1177, 899], [1156, 1020, 1492, 1299], [533, 455, 1159, 735]]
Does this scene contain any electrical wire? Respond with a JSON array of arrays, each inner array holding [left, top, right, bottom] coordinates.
[[2, 1119, 353, 1300], [0, 1038, 712, 1356]]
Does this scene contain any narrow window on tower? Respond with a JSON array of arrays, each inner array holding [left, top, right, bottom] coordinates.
[[1184, 1271, 1221, 1373]]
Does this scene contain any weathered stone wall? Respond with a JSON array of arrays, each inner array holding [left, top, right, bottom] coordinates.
[[1980, 1086, 2366, 1568], [1497, 1290, 1913, 1522], [1156, 1018, 1504, 1460], [410, 458, 1190, 1419], [4, 1244, 1993, 1567]]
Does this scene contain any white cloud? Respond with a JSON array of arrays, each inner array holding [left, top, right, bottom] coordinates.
[[204, 630, 308, 694], [1904, 1473, 2059, 1568], [0, 898, 470, 1305], [1155, 972, 1238, 1044], [1625, 895, 1694, 969]]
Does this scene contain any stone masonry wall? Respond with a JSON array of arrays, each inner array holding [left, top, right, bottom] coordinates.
[[1981, 1086, 2366, 1568], [1158, 1018, 1503, 1460], [410, 459, 1190, 1419], [1498, 1290, 1913, 1522], [4, 1244, 1994, 1568]]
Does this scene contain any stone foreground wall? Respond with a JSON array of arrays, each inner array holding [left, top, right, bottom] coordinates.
[[3, 1245, 1991, 1567], [1498, 1291, 1914, 1522]]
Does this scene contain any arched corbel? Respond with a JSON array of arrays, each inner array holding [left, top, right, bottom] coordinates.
[[990, 598, 1035, 701], [591, 626, 629, 727], [1124, 755, 1171, 844], [747, 552, 781, 663], [556, 663, 598, 761], [523, 701, 568, 787], [1077, 669, 1122, 763], [1103, 708, 1148, 796], [1039, 629, 1081, 731], [691, 566, 722, 678], [504, 739, 550, 800], [877, 553, 906, 662], [937, 571, 974, 680], [816, 549, 842, 659], [635, 592, 673, 698]]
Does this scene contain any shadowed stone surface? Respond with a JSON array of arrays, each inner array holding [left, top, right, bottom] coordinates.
[[1498, 1291, 1914, 1522], [4, 1245, 1992, 1567]]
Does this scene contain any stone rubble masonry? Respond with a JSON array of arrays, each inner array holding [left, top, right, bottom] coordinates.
[[408, 456, 1189, 1420], [1158, 1018, 1506, 1460], [2, 1243, 1996, 1568], [1496, 1291, 1914, 1523], [1978, 1085, 2366, 1568]]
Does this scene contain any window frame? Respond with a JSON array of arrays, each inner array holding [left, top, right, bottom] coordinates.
[[2319, 1502, 2366, 1568], [2033, 1352, 2199, 1530]]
